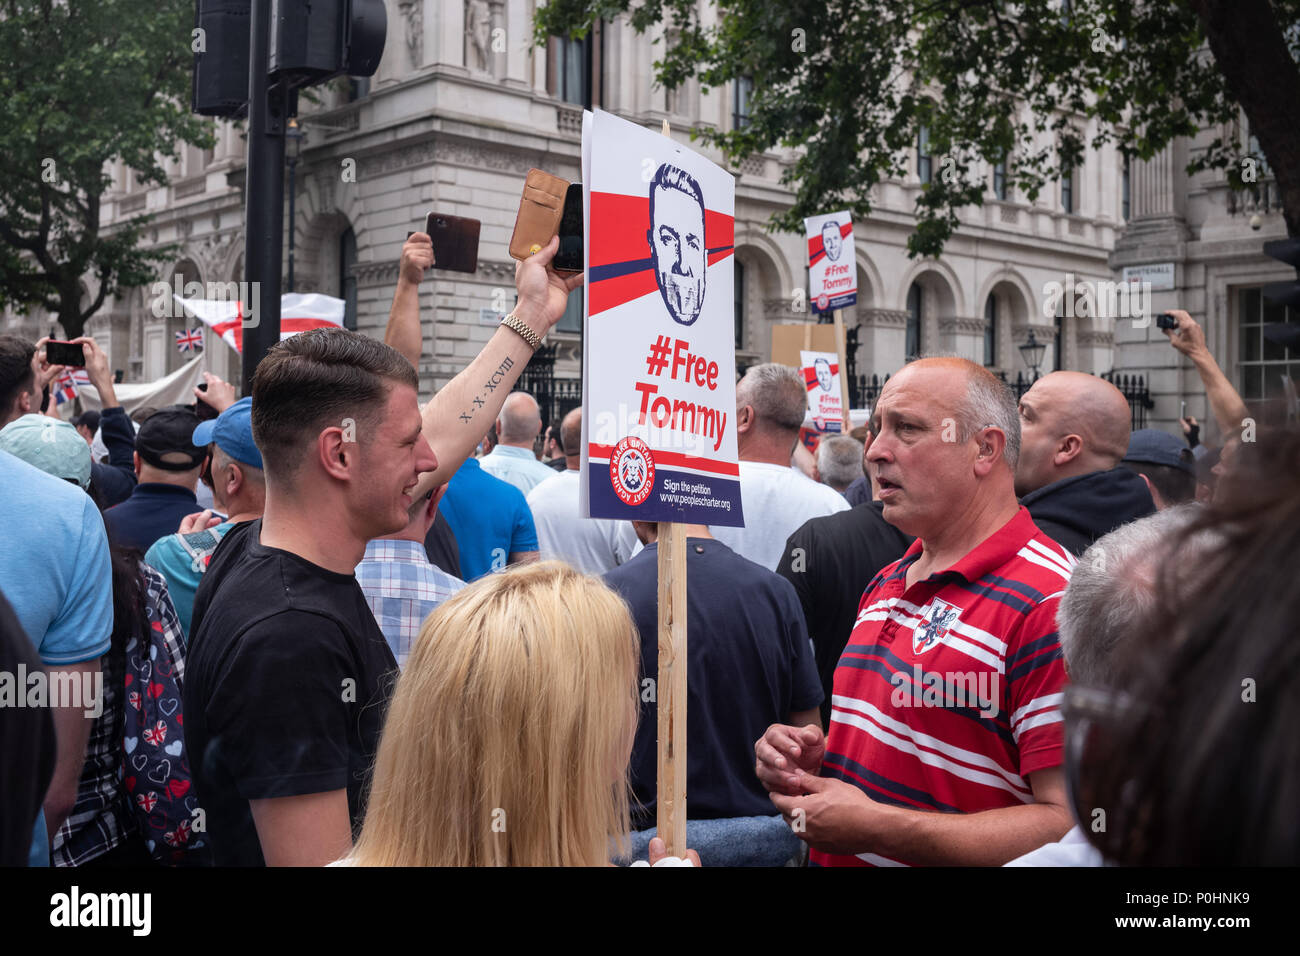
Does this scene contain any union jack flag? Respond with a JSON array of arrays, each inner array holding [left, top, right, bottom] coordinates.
[[175, 327, 204, 352], [143, 720, 167, 747], [136, 792, 158, 813], [164, 819, 192, 847], [53, 368, 90, 406]]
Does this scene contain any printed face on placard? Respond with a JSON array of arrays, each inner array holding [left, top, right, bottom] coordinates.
[[648, 164, 706, 326], [821, 221, 843, 262], [815, 357, 832, 392]]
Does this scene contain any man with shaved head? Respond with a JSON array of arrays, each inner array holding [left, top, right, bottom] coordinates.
[[757, 356, 1074, 866], [1015, 371, 1154, 555], [480, 390, 557, 494]]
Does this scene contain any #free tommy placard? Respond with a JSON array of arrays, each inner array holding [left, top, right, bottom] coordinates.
[[579, 109, 743, 527]]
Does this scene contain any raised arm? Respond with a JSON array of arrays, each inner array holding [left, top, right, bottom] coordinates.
[[1163, 310, 1250, 440], [414, 236, 581, 491], [384, 232, 434, 370]]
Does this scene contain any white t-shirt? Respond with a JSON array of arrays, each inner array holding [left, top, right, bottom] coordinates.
[[709, 460, 851, 570], [1003, 825, 1105, 867], [526, 469, 640, 574]]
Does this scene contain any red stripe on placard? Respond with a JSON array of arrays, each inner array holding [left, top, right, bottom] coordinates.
[[588, 191, 734, 317], [808, 220, 853, 267], [588, 442, 739, 477]]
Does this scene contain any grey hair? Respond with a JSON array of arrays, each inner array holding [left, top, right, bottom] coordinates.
[[958, 369, 1020, 469], [736, 363, 807, 433], [817, 435, 864, 492], [1058, 505, 1216, 688]]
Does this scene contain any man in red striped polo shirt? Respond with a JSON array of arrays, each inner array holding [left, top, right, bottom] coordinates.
[[757, 357, 1073, 865]]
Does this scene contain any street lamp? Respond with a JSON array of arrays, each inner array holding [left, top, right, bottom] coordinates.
[[1019, 329, 1046, 381], [285, 118, 304, 292]]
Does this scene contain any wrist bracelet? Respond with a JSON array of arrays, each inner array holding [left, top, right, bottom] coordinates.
[[500, 311, 542, 351]]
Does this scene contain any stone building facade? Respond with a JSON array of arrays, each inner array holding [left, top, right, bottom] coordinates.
[[1110, 116, 1297, 443], [5, 1, 1131, 410]]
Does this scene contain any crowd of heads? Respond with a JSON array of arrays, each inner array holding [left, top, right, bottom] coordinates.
[[2, 291, 1295, 869]]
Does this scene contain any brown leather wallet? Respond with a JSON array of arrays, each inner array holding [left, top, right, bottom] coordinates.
[[509, 168, 570, 261]]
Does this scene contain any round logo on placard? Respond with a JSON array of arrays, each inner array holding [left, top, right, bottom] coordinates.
[[610, 436, 655, 506], [816, 293, 830, 311]]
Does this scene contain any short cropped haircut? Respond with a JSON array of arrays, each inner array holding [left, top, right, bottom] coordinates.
[[250, 328, 418, 481], [956, 363, 1020, 468], [817, 435, 863, 491], [559, 408, 582, 457], [1120, 461, 1195, 506], [737, 363, 807, 434], [0, 335, 36, 413]]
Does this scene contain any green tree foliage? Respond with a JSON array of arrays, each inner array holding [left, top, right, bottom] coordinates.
[[0, 0, 214, 337], [536, 0, 1300, 256]]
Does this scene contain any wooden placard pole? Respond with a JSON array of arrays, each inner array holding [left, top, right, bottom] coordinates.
[[832, 308, 853, 431], [654, 118, 689, 859]]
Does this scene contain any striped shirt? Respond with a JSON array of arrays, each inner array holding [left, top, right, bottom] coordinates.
[[810, 507, 1072, 867], [355, 539, 465, 668]]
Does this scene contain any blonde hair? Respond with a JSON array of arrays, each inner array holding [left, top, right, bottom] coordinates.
[[350, 561, 639, 866]]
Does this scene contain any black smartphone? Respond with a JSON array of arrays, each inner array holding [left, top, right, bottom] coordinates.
[[423, 213, 481, 273], [1156, 312, 1179, 330], [45, 340, 85, 366], [552, 183, 583, 275]]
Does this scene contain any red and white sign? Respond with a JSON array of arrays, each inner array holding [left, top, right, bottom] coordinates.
[[580, 108, 743, 526], [800, 349, 843, 432], [804, 210, 857, 314]]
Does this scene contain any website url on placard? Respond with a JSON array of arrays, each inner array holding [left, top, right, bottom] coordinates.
[[1113, 915, 1250, 929], [661, 492, 732, 511]]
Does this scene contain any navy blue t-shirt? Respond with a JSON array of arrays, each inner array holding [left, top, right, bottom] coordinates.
[[104, 483, 199, 553], [604, 538, 823, 828]]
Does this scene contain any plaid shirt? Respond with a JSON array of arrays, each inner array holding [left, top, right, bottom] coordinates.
[[356, 539, 465, 668], [52, 562, 187, 866]]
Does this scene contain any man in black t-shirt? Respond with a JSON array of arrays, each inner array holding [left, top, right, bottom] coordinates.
[[777, 502, 912, 728], [185, 238, 582, 866], [604, 522, 823, 831]]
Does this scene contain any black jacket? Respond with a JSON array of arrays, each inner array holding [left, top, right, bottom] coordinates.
[[1020, 468, 1155, 557], [777, 501, 913, 728], [90, 406, 137, 508]]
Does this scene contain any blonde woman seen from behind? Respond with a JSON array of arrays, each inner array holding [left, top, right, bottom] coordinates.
[[344, 561, 649, 866]]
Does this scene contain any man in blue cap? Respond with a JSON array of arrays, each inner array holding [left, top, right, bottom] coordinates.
[[1120, 428, 1197, 510], [145, 397, 265, 641]]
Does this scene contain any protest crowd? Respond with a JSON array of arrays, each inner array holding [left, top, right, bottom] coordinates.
[[1, 226, 1296, 870]]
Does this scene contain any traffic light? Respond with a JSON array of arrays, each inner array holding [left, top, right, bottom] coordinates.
[[193, 0, 252, 118], [269, 0, 386, 81], [1263, 238, 1300, 352], [1262, 237, 1300, 308], [191, 0, 386, 117]]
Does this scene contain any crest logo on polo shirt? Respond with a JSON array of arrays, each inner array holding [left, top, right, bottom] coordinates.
[[914, 598, 961, 655]]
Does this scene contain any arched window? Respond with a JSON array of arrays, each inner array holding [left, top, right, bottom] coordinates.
[[906, 282, 922, 359], [984, 296, 997, 367], [339, 227, 357, 331]]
